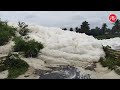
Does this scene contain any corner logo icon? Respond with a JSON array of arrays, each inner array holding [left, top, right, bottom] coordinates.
[[109, 14, 117, 23]]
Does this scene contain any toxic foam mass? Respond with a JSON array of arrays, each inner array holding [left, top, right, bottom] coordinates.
[[1, 23, 120, 79], [25, 24, 105, 66], [6, 23, 120, 69], [99, 37, 120, 50]]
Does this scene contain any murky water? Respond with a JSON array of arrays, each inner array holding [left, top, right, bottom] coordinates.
[[35, 65, 91, 79]]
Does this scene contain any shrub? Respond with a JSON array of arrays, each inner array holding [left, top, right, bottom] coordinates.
[[0, 31, 11, 45], [13, 37, 26, 52], [24, 40, 44, 57], [18, 22, 29, 36], [0, 19, 17, 46], [3, 53, 29, 79], [99, 57, 120, 70], [13, 37, 44, 58], [100, 46, 120, 75]]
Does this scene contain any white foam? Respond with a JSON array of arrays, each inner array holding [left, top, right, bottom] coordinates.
[[1, 22, 120, 79], [26, 24, 105, 64], [99, 37, 120, 50]]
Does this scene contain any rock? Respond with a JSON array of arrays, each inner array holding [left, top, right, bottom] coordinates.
[[85, 63, 96, 71], [0, 70, 8, 79], [24, 75, 30, 77], [115, 66, 120, 75]]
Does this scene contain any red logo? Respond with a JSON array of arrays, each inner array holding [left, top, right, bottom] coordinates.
[[109, 14, 117, 23]]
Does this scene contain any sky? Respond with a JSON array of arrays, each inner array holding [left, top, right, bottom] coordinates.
[[0, 11, 120, 29]]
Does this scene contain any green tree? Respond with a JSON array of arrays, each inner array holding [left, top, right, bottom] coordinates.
[[112, 19, 120, 34], [101, 23, 107, 35], [90, 27, 100, 36], [62, 28, 67, 31], [70, 28, 73, 31], [75, 27, 79, 33], [80, 21, 90, 34]]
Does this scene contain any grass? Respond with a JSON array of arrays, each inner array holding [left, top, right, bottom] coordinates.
[[0, 20, 17, 46], [100, 57, 120, 70], [0, 19, 44, 78], [99, 46, 120, 75], [7, 65, 28, 79], [0, 53, 29, 79]]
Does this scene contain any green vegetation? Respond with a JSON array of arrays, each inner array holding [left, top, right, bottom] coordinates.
[[18, 22, 29, 36], [95, 35, 120, 40], [24, 39, 44, 58], [13, 37, 44, 58], [0, 53, 29, 79], [80, 21, 90, 34], [0, 19, 16, 46], [99, 46, 120, 75], [100, 57, 120, 70], [13, 37, 26, 52], [63, 19, 120, 40], [0, 19, 44, 78]]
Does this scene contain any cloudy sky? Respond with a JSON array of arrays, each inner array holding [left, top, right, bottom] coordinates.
[[0, 11, 120, 29]]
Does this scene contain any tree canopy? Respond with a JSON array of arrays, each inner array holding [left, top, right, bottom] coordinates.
[[62, 19, 120, 39]]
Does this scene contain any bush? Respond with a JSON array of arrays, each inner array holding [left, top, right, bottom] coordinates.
[[99, 57, 120, 70], [100, 46, 120, 75], [0, 31, 11, 45], [13, 37, 26, 52], [3, 53, 29, 79], [0, 19, 16, 46], [18, 22, 29, 36], [24, 39, 44, 57], [13, 37, 44, 58]]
